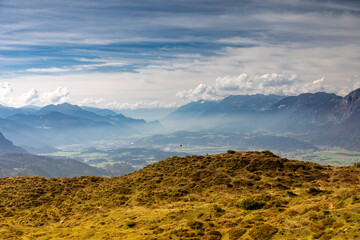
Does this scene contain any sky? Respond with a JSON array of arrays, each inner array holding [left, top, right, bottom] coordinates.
[[0, 0, 359, 109]]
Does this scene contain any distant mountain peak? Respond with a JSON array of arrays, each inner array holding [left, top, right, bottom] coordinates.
[[343, 88, 360, 104], [271, 92, 341, 111], [46, 102, 81, 110], [334, 88, 360, 119], [37, 103, 83, 116]]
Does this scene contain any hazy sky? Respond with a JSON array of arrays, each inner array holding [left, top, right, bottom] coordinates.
[[0, 0, 359, 108]]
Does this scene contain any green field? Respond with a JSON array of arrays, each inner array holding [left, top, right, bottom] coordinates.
[[281, 148, 360, 166]]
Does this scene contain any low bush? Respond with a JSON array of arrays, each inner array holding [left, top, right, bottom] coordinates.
[[238, 198, 265, 210], [213, 205, 224, 213], [308, 187, 322, 195], [126, 221, 136, 228], [249, 224, 278, 240], [228, 227, 247, 240], [187, 220, 204, 229]]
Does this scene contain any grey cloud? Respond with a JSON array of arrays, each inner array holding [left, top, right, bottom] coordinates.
[[1, 0, 359, 49]]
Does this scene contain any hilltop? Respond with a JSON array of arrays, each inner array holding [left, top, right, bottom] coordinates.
[[0, 151, 359, 239]]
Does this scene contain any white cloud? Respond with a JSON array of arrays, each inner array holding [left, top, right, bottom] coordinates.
[[176, 84, 216, 102], [79, 97, 104, 107], [215, 74, 249, 91], [19, 88, 39, 105], [176, 73, 335, 102], [0, 82, 13, 97], [26, 67, 70, 73], [0, 83, 72, 107], [25, 61, 125, 73], [42, 87, 70, 104]]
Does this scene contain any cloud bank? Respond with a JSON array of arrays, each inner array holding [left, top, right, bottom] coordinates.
[[177, 73, 335, 102], [0, 83, 70, 107]]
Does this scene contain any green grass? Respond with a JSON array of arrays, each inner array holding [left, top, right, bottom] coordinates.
[[282, 148, 360, 166]]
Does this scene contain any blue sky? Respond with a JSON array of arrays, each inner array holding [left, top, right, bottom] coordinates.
[[0, 0, 359, 108]]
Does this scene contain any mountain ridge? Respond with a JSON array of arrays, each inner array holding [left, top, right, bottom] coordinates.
[[165, 88, 360, 150], [0, 131, 27, 154], [0, 103, 155, 150]]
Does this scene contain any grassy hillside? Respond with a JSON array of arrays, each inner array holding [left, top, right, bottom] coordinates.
[[0, 151, 359, 239]]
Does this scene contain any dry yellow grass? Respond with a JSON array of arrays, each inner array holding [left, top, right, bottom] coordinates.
[[0, 151, 359, 239]]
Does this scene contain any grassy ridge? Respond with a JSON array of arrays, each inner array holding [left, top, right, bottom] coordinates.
[[0, 151, 359, 239]]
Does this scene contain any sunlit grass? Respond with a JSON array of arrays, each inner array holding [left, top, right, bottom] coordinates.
[[2, 151, 359, 239]]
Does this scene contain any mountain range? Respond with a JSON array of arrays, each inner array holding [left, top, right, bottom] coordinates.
[[0, 88, 360, 153], [0, 105, 38, 118], [167, 94, 285, 119], [0, 103, 158, 153], [165, 88, 360, 150]]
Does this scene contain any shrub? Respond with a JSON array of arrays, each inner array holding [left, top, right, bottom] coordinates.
[[126, 221, 136, 228], [207, 230, 222, 240], [227, 150, 236, 154], [249, 224, 278, 240], [287, 190, 298, 197], [187, 220, 204, 229], [312, 230, 325, 239], [322, 217, 335, 227], [213, 205, 224, 213], [322, 210, 330, 215], [354, 162, 360, 168], [308, 187, 322, 195], [228, 227, 246, 240], [238, 198, 265, 210]]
